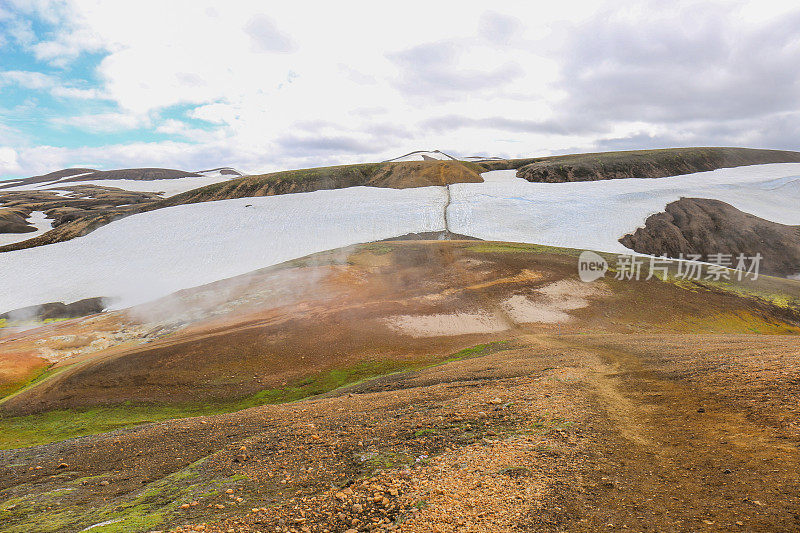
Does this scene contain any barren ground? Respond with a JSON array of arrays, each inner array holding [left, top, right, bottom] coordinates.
[[0, 241, 799, 532]]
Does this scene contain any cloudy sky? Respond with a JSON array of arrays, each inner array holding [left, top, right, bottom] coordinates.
[[0, 0, 798, 178]]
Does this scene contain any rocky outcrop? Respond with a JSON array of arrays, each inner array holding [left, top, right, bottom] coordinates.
[[0, 208, 36, 233], [620, 197, 800, 278], [516, 147, 800, 183], [0, 186, 162, 252], [0, 297, 106, 322]]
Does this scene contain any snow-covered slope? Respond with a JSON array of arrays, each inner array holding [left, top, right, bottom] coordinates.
[[1, 168, 241, 197], [38, 175, 239, 197], [4, 175, 237, 198], [196, 167, 243, 178], [0, 187, 447, 311], [1, 172, 96, 191], [2, 163, 800, 312], [449, 163, 800, 253], [384, 150, 458, 162]]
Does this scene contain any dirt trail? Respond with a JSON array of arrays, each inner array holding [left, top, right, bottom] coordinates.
[[5, 332, 797, 533], [534, 334, 800, 532]]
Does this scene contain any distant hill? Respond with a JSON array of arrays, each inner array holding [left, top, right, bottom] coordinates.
[[484, 147, 800, 182], [0, 167, 203, 190], [0, 166, 242, 251], [2, 147, 800, 254]]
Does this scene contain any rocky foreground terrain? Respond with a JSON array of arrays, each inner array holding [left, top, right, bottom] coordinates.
[[0, 241, 799, 532]]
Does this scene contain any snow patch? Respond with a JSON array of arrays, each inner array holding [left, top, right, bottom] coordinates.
[[80, 519, 122, 531], [0, 211, 52, 246], [3, 173, 237, 197], [196, 167, 243, 178], [1, 172, 95, 191], [37, 175, 236, 197], [478, 169, 524, 182], [0, 186, 447, 312], [449, 163, 800, 254], [384, 150, 457, 162], [3, 162, 800, 312]]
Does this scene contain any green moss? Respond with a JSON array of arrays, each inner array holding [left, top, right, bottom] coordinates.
[[0, 362, 412, 449], [668, 310, 800, 335], [0, 342, 515, 449], [444, 341, 509, 362], [0, 405, 211, 449], [364, 450, 413, 471], [246, 359, 413, 405], [465, 241, 613, 260], [0, 458, 245, 533], [0, 363, 73, 404], [363, 242, 398, 255], [41, 318, 69, 325], [693, 277, 800, 309]]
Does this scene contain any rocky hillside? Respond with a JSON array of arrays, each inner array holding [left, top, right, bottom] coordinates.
[[511, 147, 800, 182], [0, 297, 106, 323], [620, 197, 800, 277], [0, 208, 39, 234], [164, 160, 483, 205], [0, 168, 202, 190], [0, 167, 242, 252], [0, 168, 96, 190], [0, 188, 162, 252]]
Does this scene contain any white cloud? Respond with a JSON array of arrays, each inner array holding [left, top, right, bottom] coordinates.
[[0, 70, 54, 90], [244, 14, 296, 53], [0, 70, 108, 100], [0, 146, 21, 174], [49, 85, 105, 99], [50, 112, 149, 133], [2, 0, 800, 178], [6, 16, 35, 46]]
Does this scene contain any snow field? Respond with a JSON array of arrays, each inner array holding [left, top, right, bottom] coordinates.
[[2, 163, 800, 311]]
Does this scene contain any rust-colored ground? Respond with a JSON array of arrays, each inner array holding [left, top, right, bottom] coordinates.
[[1, 332, 799, 532], [2, 241, 798, 415], [1, 241, 799, 532]]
